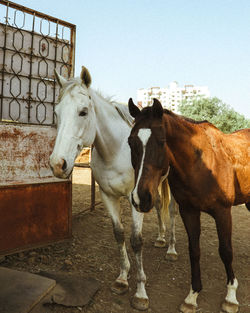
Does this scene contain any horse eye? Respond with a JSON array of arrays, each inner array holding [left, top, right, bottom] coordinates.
[[79, 109, 88, 117]]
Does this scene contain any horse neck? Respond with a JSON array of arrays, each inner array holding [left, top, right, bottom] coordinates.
[[163, 113, 196, 166], [90, 90, 131, 162]]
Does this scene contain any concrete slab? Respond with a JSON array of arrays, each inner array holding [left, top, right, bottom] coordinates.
[[30, 271, 100, 312], [0, 267, 56, 313], [39, 271, 100, 307]]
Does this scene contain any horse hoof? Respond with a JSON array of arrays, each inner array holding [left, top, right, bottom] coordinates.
[[131, 296, 149, 311], [165, 252, 178, 261], [110, 280, 128, 295], [179, 302, 197, 313], [221, 300, 239, 313], [154, 239, 166, 248]]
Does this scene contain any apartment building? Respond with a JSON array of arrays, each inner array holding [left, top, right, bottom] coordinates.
[[137, 81, 210, 113]]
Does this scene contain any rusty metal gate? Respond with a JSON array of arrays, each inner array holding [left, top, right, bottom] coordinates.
[[0, 0, 76, 255]]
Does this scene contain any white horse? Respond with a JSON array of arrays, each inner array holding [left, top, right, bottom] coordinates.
[[49, 66, 178, 310]]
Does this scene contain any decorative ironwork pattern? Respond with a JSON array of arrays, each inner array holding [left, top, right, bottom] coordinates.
[[0, 0, 76, 125]]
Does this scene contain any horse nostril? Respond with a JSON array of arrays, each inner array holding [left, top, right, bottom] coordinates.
[[139, 190, 152, 212], [62, 159, 67, 171], [145, 191, 152, 204]]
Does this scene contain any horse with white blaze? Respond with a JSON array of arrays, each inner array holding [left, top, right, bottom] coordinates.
[[128, 98, 250, 313], [49, 66, 178, 311]]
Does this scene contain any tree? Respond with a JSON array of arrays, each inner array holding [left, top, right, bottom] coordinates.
[[178, 97, 250, 133]]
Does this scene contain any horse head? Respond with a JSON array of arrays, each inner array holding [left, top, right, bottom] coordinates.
[[50, 66, 96, 178], [128, 98, 169, 213]]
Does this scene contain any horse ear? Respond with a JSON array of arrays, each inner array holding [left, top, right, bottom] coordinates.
[[128, 98, 140, 118], [80, 66, 92, 88], [152, 98, 163, 119], [54, 69, 67, 88]]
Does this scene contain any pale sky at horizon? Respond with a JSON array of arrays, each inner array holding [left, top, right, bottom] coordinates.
[[4, 0, 250, 118]]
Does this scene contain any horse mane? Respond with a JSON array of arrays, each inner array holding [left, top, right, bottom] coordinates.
[[93, 90, 134, 127], [164, 109, 222, 134], [139, 106, 209, 125], [163, 109, 209, 125], [114, 103, 134, 127]]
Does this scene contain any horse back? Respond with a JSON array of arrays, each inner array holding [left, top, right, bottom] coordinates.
[[231, 128, 250, 139], [228, 128, 250, 204], [187, 125, 250, 207]]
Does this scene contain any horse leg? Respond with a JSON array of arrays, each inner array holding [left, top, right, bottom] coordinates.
[[100, 191, 130, 295], [166, 194, 178, 261], [154, 194, 167, 248], [130, 206, 149, 311], [154, 179, 171, 248], [179, 207, 201, 313], [213, 208, 239, 313]]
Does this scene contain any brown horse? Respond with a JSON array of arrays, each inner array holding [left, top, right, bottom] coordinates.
[[128, 98, 250, 313]]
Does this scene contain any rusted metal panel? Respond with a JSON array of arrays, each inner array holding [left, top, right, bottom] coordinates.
[[0, 2, 74, 255], [0, 124, 73, 255], [0, 124, 56, 182], [0, 180, 72, 256]]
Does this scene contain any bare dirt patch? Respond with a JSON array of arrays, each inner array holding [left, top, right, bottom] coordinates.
[[2, 167, 250, 313]]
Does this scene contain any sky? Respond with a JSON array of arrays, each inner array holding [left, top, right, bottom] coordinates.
[[3, 0, 250, 118]]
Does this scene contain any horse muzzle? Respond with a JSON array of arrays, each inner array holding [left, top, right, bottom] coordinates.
[[131, 190, 153, 213], [49, 156, 69, 179]]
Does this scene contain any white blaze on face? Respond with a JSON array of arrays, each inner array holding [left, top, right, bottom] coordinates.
[[132, 128, 152, 206]]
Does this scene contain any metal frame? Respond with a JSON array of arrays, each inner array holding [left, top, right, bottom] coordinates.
[[0, 1, 75, 255], [0, 0, 76, 125]]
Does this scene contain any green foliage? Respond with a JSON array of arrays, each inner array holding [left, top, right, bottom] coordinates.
[[178, 97, 250, 133]]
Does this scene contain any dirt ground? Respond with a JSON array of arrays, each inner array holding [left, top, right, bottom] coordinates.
[[2, 167, 250, 313]]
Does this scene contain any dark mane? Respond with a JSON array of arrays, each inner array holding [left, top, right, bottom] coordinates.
[[139, 106, 216, 129], [163, 109, 209, 125], [180, 115, 209, 125]]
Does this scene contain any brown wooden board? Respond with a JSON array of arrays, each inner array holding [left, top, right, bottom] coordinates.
[[0, 180, 72, 255]]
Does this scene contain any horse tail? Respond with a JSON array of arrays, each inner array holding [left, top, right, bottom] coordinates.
[[159, 178, 171, 221], [246, 203, 250, 211]]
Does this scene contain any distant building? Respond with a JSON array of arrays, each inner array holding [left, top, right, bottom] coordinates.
[[137, 81, 210, 113]]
